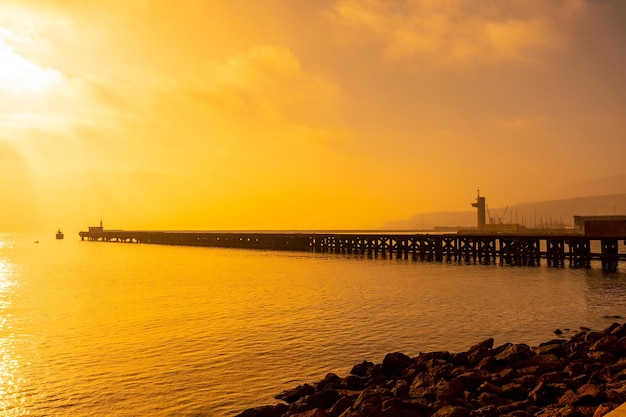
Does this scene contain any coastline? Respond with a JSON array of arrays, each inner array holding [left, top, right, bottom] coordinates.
[[237, 323, 626, 417]]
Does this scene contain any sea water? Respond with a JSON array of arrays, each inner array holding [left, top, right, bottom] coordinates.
[[1, 232, 625, 416]]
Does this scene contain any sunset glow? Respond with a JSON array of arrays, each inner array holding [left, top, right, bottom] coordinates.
[[1, 1, 625, 232]]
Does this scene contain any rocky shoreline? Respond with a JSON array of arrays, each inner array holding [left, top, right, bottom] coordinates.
[[236, 323, 626, 417]]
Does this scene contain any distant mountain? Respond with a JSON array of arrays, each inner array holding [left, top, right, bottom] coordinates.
[[382, 211, 476, 231], [382, 193, 626, 230], [527, 174, 626, 201]]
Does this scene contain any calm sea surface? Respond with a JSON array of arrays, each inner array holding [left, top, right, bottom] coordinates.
[[1, 232, 625, 416]]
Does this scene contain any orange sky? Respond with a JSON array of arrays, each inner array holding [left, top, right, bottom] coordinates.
[[1, 0, 625, 232]]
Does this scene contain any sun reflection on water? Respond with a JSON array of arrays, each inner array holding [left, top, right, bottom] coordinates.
[[0, 236, 24, 417]]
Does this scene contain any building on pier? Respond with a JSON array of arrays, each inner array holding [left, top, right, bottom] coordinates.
[[574, 215, 626, 235], [88, 219, 104, 233]]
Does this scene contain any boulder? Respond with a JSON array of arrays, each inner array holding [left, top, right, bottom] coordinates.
[[432, 405, 471, 417], [382, 352, 414, 377], [317, 373, 343, 390], [277, 384, 316, 403], [291, 409, 328, 417], [350, 361, 375, 377], [235, 404, 289, 417], [494, 344, 534, 365], [575, 383, 605, 406]]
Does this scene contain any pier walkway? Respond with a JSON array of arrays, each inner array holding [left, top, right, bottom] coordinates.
[[78, 229, 626, 271]]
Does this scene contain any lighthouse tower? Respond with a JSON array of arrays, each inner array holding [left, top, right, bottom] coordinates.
[[472, 190, 486, 230]]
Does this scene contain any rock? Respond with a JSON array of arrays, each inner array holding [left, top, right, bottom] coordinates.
[[584, 331, 605, 344], [469, 338, 495, 351], [477, 381, 502, 395], [342, 374, 366, 390], [317, 373, 343, 390], [327, 396, 353, 417], [433, 380, 462, 402], [236, 404, 289, 417], [611, 368, 626, 381], [351, 361, 375, 377], [575, 383, 605, 405], [591, 335, 621, 354], [501, 411, 533, 417], [496, 400, 533, 415], [516, 354, 563, 372], [593, 403, 618, 417], [534, 343, 565, 357], [351, 387, 391, 413], [557, 389, 578, 406], [432, 405, 471, 417], [610, 323, 626, 338], [536, 372, 565, 385], [469, 405, 499, 417], [452, 371, 491, 392], [373, 406, 402, 417], [402, 398, 431, 414], [410, 372, 437, 391], [416, 351, 452, 364], [303, 390, 341, 411], [381, 397, 404, 412], [391, 380, 410, 398], [494, 367, 516, 385], [529, 382, 569, 406], [494, 344, 534, 365], [382, 352, 414, 377], [276, 384, 317, 403], [554, 405, 585, 417], [606, 380, 626, 403], [500, 383, 527, 401], [291, 409, 328, 417], [516, 374, 538, 390], [476, 392, 508, 407], [473, 355, 495, 371]]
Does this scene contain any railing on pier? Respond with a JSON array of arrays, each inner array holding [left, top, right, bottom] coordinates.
[[79, 230, 626, 271]]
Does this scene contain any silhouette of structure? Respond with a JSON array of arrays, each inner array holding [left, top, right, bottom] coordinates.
[[88, 219, 104, 233], [471, 190, 486, 230], [574, 215, 626, 234], [79, 227, 626, 272]]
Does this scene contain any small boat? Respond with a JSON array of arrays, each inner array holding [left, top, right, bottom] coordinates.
[[56, 228, 64, 240]]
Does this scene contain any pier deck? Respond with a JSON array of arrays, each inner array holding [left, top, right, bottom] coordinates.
[[79, 230, 626, 271]]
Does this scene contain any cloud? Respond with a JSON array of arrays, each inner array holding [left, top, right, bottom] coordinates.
[[183, 45, 339, 125], [329, 0, 587, 68], [0, 14, 110, 135], [495, 115, 547, 130]]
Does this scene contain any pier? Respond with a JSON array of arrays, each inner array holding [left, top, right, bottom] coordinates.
[[78, 229, 626, 271]]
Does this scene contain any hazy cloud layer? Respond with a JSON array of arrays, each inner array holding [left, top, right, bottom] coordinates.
[[0, 0, 624, 231], [330, 0, 586, 68]]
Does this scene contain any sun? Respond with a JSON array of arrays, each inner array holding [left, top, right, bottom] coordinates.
[[0, 31, 61, 95]]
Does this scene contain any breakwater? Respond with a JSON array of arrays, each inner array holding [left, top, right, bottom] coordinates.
[[236, 322, 626, 417], [78, 230, 625, 271]]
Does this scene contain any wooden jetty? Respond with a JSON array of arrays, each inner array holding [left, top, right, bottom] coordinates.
[[78, 229, 626, 271]]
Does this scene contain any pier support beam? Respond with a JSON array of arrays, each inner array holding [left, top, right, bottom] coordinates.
[[600, 239, 619, 272], [546, 239, 566, 267], [568, 238, 591, 269]]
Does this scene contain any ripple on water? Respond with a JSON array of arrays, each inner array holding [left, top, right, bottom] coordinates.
[[1, 237, 625, 416]]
